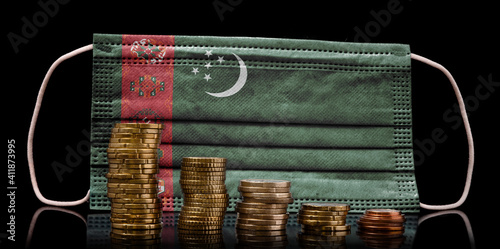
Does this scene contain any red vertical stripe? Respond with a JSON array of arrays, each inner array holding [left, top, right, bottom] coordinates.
[[120, 34, 174, 211]]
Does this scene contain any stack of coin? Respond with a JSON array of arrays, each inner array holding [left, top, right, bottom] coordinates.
[[356, 209, 406, 248], [297, 202, 351, 236], [235, 179, 293, 247], [105, 123, 164, 245], [178, 157, 229, 237]]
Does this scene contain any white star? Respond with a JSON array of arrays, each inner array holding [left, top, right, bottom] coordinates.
[[204, 62, 212, 69], [203, 74, 212, 81], [191, 67, 199, 75], [205, 50, 213, 57], [217, 56, 225, 64]]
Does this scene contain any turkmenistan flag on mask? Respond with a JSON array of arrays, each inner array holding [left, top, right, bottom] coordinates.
[[90, 34, 419, 212]]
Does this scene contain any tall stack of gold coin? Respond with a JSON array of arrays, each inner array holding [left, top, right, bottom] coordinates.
[[235, 179, 293, 247], [356, 209, 406, 248], [297, 202, 351, 248], [105, 123, 164, 245], [177, 157, 228, 245]]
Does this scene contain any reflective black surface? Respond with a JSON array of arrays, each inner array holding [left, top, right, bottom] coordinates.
[[15, 206, 487, 249]]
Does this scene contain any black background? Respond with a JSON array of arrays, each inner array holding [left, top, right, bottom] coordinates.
[[3, 0, 498, 248]]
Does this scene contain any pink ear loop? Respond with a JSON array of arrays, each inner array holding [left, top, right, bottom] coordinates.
[[411, 53, 475, 210], [27, 44, 93, 206]]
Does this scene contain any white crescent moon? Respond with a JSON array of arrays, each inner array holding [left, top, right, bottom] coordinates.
[[206, 53, 247, 97]]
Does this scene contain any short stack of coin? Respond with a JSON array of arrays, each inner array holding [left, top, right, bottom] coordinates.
[[235, 179, 293, 247], [356, 209, 406, 248], [297, 202, 350, 248], [178, 157, 229, 237], [105, 123, 164, 245]]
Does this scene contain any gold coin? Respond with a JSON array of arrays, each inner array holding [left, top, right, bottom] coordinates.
[[111, 223, 162, 230], [183, 202, 229, 208], [110, 133, 160, 139], [236, 218, 288, 225], [108, 158, 158, 164], [107, 148, 157, 154], [110, 217, 162, 224], [178, 215, 225, 222], [182, 157, 227, 163], [108, 178, 158, 184], [108, 142, 159, 148], [181, 170, 226, 176], [301, 202, 350, 212], [107, 153, 158, 159], [180, 175, 226, 181], [112, 198, 161, 204], [182, 188, 227, 194], [236, 223, 286, 231], [110, 213, 162, 219], [111, 202, 162, 209], [177, 220, 224, 227], [301, 224, 351, 231], [105, 173, 157, 179], [365, 209, 402, 217], [179, 179, 226, 186], [242, 197, 293, 204], [235, 201, 289, 209], [240, 179, 290, 188], [107, 183, 158, 189], [114, 123, 165, 129], [181, 206, 227, 213], [236, 207, 288, 214], [108, 163, 158, 169], [236, 229, 287, 236], [298, 219, 346, 226], [108, 138, 156, 144], [299, 209, 349, 216], [179, 210, 226, 217], [238, 186, 290, 193], [240, 192, 292, 198], [182, 193, 229, 199], [181, 162, 226, 168], [107, 187, 158, 194], [111, 228, 162, 235], [181, 166, 226, 172], [297, 214, 346, 221], [111, 208, 162, 214], [183, 197, 229, 203], [358, 215, 406, 223], [107, 193, 158, 199], [237, 213, 289, 220], [108, 168, 159, 174]]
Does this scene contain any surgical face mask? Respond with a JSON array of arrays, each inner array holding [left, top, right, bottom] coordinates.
[[27, 34, 474, 212]]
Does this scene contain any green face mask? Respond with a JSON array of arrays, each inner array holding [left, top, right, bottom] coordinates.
[[27, 34, 474, 213]]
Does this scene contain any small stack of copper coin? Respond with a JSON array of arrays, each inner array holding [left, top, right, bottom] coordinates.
[[105, 122, 164, 246], [297, 202, 350, 248], [356, 209, 406, 248], [235, 179, 293, 247], [177, 157, 228, 239]]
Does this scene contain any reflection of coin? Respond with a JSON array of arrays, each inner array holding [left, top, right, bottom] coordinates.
[[236, 229, 287, 237], [236, 223, 287, 231], [111, 223, 162, 230]]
